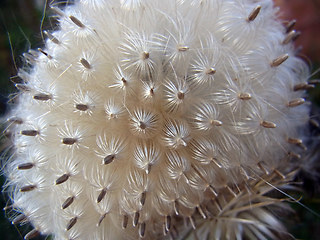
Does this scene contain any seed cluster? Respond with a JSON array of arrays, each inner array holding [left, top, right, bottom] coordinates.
[[4, 0, 311, 239]]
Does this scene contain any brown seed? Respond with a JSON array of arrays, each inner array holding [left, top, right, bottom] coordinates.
[[165, 216, 171, 232], [285, 19, 296, 33], [260, 120, 276, 128], [209, 185, 218, 197], [282, 30, 300, 44], [287, 98, 305, 107], [15, 84, 31, 92], [197, 205, 207, 219], [273, 169, 286, 179], [178, 46, 189, 52], [33, 93, 52, 101], [44, 31, 60, 44], [205, 68, 216, 75], [142, 51, 150, 60], [56, 174, 70, 185], [133, 211, 140, 227], [20, 185, 36, 192], [247, 6, 261, 22], [76, 104, 89, 111], [69, 16, 85, 28], [24, 229, 40, 240], [80, 58, 91, 69], [98, 213, 107, 226], [7, 117, 23, 125], [293, 82, 314, 91], [104, 154, 115, 165], [139, 121, 147, 130], [287, 137, 303, 145], [188, 216, 196, 229], [62, 138, 78, 145], [38, 48, 52, 59], [122, 215, 128, 229], [139, 222, 146, 238], [62, 196, 75, 209], [12, 214, 26, 224], [270, 54, 289, 67], [140, 191, 146, 206], [238, 92, 252, 100], [18, 162, 34, 170], [66, 217, 78, 231], [21, 130, 39, 137], [97, 188, 107, 203], [174, 200, 179, 215], [177, 91, 184, 100]]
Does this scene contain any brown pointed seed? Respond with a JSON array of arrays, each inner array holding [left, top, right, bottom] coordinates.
[[226, 185, 237, 197], [140, 191, 146, 206], [76, 104, 89, 111], [210, 119, 223, 126], [257, 161, 270, 175], [62, 138, 78, 145], [44, 31, 60, 44], [62, 196, 75, 209], [188, 216, 196, 229], [260, 120, 276, 128], [271, 54, 289, 67], [38, 48, 52, 59], [214, 199, 222, 212], [7, 117, 23, 124], [122, 215, 128, 229], [283, 30, 300, 44], [288, 152, 301, 159], [287, 98, 305, 107], [174, 200, 179, 215], [133, 211, 140, 227], [20, 185, 36, 192], [273, 169, 286, 179], [18, 162, 34, 170], [205, 68, 216, 75], [209, 185, 218, 197], [98, 213, 107, 226], [69, 16, 85, 28], [177, 91, 184, 100], [12, 214, 27, 224], [80, 58, 91, 69], [139, 222, 146, 238], [104, 154, 115, 165], [178, 46, 189, 52], [238, 92, 252, 100], [139, 121, 147, 130], [21, 130, 39, 136], [15, 84, 31, 92], [293, 82, 315, 91], [285, 19, 296, 33], [56, 173, 70, 185], [247, 6, 261, 22], [24, 229, 40, 240], [33, 93, 52, 101], [66, 217, 77, 231], [97, 188, 107, 203], [165, 215, 171, 231], [197, 205, 207, 219], [163, 222, 168, 236], [287, 137, 303, 145], [142, 51, 149, 60]]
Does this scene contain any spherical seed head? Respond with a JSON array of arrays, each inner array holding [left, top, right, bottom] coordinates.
[[4, 0, 311, 239]]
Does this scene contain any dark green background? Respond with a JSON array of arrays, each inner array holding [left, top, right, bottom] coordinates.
[[0, 0, 319, 239]]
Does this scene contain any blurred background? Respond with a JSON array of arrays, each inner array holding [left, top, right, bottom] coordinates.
[[0, 0, 319, 239]]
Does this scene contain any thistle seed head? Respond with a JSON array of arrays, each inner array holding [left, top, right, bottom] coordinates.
[[3, 0, 313, 239]]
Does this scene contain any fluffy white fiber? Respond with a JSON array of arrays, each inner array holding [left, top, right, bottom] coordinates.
[[3, 0, 312, 239]]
